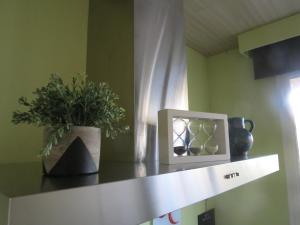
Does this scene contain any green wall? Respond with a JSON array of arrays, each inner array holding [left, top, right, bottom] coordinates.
[[205, 49, 289, 225], [140, 202, 207, 225], [181, 202, 207, 225], [0, 0, 89, 163], [86, 0, 134, 162], [185, 46, 290, 225], [185, 16, 293, 225], [0, 193, 8, 225], [187, 47, 210, 112]]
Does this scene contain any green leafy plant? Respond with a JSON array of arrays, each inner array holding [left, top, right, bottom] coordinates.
[[12, 74, 128, 156]]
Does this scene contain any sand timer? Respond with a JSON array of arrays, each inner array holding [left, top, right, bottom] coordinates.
[[203, 119, 219, 154], [187, 119, 204, 155], [173, 118, 188, 156]]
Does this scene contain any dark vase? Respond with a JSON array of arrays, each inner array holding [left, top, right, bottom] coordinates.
[[228, 117, 254, 158]]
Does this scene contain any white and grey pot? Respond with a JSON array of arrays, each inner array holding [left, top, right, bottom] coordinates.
[[43, 126, 101, 176]]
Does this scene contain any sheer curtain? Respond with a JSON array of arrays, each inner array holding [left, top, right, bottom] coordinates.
[[134, 0, 188, 162], [276, 75, 300, 225]]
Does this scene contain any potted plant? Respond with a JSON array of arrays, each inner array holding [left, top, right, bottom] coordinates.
[[12, 74, 128, 176]]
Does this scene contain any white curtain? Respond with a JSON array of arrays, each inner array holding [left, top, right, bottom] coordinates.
[[134, 0, 188, 162], [276, 75, 300, 225]]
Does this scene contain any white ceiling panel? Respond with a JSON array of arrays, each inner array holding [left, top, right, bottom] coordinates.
[[184, 0, 300, 55]]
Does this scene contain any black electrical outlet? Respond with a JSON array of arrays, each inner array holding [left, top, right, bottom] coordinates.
[[198, 209, 215, 225]]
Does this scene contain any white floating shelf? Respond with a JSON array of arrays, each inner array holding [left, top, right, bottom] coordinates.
[[0, 155, 279, 225]]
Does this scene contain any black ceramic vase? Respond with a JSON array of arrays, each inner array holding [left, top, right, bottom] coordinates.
[[228, 117, 254, 158]]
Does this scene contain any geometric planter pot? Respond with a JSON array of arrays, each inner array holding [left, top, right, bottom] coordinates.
[[42, 126, 101, 176]]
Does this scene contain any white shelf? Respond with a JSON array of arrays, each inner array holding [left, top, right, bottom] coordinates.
[[0, 155, 279, 225]]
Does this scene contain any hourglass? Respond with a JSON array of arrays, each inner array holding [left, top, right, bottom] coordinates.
[[159, 109, 230, 164], [187, 119, 204, 155], [173, 118, 187, 156], [203, 119, 219, 154]]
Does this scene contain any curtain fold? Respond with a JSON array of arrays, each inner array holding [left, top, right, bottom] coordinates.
[[276, 75, 300, 225], [134, 0, 188, 162]]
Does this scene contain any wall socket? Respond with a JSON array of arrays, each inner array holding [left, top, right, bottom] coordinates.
[[198, 209, 215, 225]]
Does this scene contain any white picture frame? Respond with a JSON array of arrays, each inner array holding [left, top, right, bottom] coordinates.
[[158, 109, 230, 164]]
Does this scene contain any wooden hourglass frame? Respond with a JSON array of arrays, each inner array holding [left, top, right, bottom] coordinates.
[[158, 109, 230, 164]]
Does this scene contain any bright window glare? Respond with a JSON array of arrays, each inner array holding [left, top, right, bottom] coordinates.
[[289, 78, 300, 149]]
